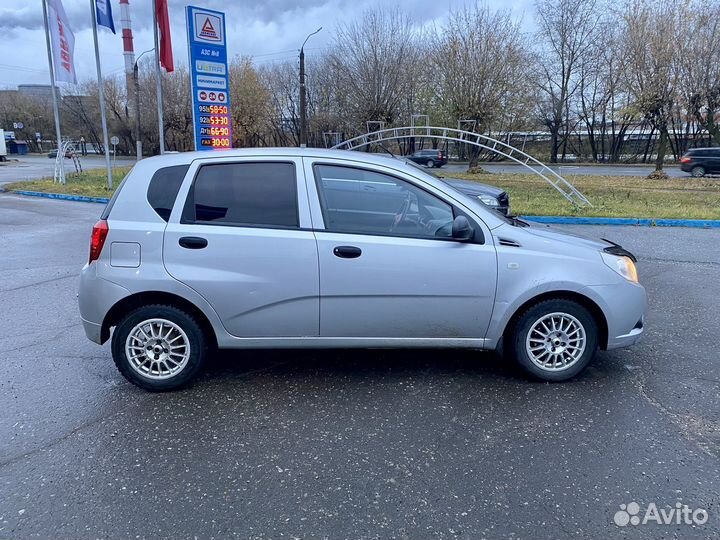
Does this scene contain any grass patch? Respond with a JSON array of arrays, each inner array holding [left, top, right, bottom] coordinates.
[[4, 167, 132, 198], [444, 172, 720, 220], [5, 165, 720, 220]]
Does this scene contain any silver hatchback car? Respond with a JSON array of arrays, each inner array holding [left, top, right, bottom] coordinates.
[[78, 149, 646, 391]]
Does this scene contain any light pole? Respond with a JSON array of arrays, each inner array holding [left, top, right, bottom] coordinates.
[[133, 48, 154, 160], [299, 27, 322, 147]]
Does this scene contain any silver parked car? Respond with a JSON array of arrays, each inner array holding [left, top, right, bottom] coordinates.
[[78, 149, 646, 391]]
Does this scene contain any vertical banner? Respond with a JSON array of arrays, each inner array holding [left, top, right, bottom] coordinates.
[[186, 6, 232, 151], [47, 0, 77, 84]]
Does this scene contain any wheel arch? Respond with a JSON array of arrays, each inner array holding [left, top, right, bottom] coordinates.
[[501, 290, 609, 350], [101, 291, 218, 349]]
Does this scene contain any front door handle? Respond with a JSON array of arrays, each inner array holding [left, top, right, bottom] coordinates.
[[179, 236, 208, 249], [333, 245, 362, 259]]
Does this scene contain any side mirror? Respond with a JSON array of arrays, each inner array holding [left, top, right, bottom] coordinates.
[[451, 215, 474, 242]]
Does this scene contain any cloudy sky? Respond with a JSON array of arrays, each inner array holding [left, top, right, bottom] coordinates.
[[0, 0, 533, 89]]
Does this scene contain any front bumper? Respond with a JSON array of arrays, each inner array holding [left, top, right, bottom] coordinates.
[[589, 281, 647, 350]]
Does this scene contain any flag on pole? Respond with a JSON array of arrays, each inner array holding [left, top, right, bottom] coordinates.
[[95, 0, 116, 33], [155, 0, 174, 72], [46, 0, 76, 84]]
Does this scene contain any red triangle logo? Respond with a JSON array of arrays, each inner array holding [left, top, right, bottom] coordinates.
[[200, 18, 218, 38]]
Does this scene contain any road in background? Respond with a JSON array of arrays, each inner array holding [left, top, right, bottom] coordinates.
[[442, 162, 688, 178], [0, 154, 135, 186], [0, 194, 718, 539]]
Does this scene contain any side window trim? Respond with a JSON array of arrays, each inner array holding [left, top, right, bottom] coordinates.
[[181, 160, 300, 229]]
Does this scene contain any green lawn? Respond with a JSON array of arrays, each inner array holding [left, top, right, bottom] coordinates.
[[4, 167, 132, 198], [445, 171, 720, 220], [4, 165, 720, 220]]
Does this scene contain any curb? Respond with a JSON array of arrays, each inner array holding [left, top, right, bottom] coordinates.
[[521, 215, 720, 228], [9, 190, 111, 204], [4, 189, 719, 229]]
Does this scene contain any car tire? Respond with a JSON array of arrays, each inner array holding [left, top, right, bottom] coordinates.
[[691, 166, 705, 177], [111, 304, 207, 391], [508, 299, 598, 382], [426, 159, 435, 168]]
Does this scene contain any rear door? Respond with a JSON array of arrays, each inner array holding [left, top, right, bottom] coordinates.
[[163, 157, 319, 338]]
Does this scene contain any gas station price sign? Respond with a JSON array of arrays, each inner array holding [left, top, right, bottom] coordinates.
[[186, 6, 232, 150]]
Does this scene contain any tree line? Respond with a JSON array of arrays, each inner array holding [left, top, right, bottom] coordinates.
[[2, 0, 719, 169]]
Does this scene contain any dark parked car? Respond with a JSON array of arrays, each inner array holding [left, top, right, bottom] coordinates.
[[680, 147, 720, 177], [47, 149, 73, 159], [407, 149, 448, 168], [442, 177, 511, 216]]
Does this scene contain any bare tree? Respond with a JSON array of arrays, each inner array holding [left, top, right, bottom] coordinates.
[[429, 2, 530, 168], [682, 0, 720, 146], [620, 0, 687, 173], [328, 7, 420, 131], [534, 0, 601, 162]]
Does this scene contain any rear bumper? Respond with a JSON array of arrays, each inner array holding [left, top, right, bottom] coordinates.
[[78, 263, 130, 344], [680, 163, 693, 172]]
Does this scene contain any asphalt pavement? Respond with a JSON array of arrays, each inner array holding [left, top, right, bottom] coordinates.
[[0, 194, 718, 539]]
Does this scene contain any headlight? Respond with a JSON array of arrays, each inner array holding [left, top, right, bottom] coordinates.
[[601, 252, 638, 283], [478, 195, 499, 207]]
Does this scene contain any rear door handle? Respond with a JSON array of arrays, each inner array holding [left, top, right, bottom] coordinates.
[[333, 246, 362, 259], [179, 236, 208, 249]]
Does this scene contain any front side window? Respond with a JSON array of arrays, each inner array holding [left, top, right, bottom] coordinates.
[[183, 162, 298, 228], [314, 164, 454, 238]]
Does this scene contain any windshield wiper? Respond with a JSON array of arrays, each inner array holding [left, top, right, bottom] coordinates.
[[509, 215, 530, 227]]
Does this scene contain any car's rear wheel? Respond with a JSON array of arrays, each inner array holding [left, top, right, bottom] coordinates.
[[508, 299, 598, 381], [691, 166, 705, 177], [426, 159, 435, 168], [111, 305, 206, 391]]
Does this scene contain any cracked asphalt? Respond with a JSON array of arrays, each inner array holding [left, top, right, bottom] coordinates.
[[0, 193, 718, 540]]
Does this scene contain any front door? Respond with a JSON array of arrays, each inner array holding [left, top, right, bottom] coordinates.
[[163, 158, 319, 338], [307, 161, 497, 339]]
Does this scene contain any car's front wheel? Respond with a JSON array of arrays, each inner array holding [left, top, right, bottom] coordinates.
[[111, 305, 207, 391], [691, 166, 705, 177], [508, 299, 598, 381]]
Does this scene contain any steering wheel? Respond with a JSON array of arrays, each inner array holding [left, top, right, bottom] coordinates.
[[390, 192, 413, 232]]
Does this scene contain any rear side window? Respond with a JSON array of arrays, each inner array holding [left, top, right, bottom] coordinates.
[[182, 162, 298, 228], [147, 165, 190, 221]]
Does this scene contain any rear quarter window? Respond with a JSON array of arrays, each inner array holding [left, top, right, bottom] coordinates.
[[100, 173, 130, 219], [147, 165, 190, 221]]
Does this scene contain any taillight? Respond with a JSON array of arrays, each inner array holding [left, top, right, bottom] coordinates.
[[680, 156, 692, 163], [438, 151, 442, 159], [89, 219, 109, 264]]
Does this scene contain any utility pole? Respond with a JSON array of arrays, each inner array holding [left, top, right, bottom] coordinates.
[[134, 61, 141, 160], [41, 0, 66, 184], [299, 27, 322, 147], [152, 0, 165, 154], [133, 49, 153, 160]]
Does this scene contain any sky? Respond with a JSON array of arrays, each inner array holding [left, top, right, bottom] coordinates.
[[0, 0, 534, 89]]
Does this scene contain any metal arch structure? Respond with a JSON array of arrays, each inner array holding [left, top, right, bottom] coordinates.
[[331, 126, 592, 207], [54, 140, 83, 184]]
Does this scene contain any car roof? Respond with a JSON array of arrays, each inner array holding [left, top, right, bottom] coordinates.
[[137, 148, 409, 168]]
